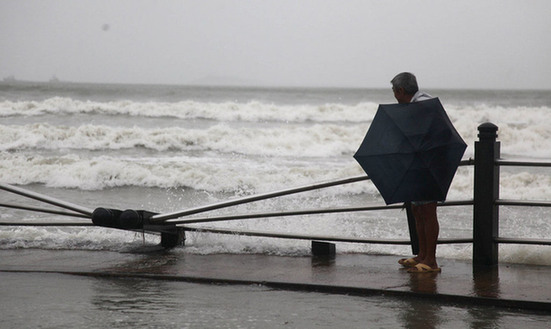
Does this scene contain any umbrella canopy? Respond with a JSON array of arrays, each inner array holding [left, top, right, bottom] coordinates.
[[354, 98, 466, 205]]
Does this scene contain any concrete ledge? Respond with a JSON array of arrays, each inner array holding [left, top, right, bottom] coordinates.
[[1, 249, 550, 311]]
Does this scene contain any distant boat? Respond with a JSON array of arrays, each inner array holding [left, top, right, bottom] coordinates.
[[49, 75, 60, 83]]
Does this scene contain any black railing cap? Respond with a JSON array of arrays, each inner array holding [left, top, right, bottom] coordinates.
[[478, 122, 498, 141]]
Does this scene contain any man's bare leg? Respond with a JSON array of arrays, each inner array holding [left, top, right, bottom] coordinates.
[[412, 202, 439, 269]]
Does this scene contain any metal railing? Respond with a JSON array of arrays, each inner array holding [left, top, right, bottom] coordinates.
[[492, 159, 551, 246], [472, 123, 551, 265], [0, 123, 549, 266]]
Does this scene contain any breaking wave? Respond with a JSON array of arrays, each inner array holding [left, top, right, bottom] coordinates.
[[0, 123, 365, 157], [0, 97, 378, 123]]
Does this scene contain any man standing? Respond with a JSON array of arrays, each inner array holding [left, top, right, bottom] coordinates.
[[391, 72, 441, 273]]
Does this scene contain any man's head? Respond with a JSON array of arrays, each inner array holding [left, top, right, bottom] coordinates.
[[391, 72, 419, 104]]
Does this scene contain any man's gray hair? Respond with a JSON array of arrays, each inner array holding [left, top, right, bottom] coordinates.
[[391, 72, 419, 95]]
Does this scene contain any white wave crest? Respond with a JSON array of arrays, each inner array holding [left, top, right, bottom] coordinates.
[[0, 123, 366, 157], [0, 152, 369, 193], [448, 103, 551, 158], [0, 97, 378, 123], [3, 97, 551, 158]]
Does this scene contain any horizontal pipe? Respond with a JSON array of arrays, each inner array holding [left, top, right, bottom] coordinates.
[[0, 221, 93, 227], [180, 226, 473, 245], [496, 199, 551, 207], [0, 203, 90, 219], [495, 237, 551, 246], [0, 183, 93, 217], [168, 200, 473, 225], [496, 160, 551, 167], [4, 222, 547, 246], [151, 175, 370, 222], [459, 158, 475, 166], [169, 204, 403, 224]]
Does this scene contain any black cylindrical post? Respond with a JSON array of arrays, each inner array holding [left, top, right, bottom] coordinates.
[[405, 202, 420, 255], [473, 123, 500, 266]]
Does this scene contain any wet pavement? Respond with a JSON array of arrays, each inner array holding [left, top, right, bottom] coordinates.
[[1, 249, 550, 311]]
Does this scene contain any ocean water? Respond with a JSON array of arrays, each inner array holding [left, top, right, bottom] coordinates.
[[1, 82, 551, 265]]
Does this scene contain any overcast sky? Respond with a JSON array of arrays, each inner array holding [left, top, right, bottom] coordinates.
[[1, 0, 550, 89]]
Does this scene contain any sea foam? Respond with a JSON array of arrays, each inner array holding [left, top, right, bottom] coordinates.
[[0, 97, 378, 122], [3, 97, 551, 158]]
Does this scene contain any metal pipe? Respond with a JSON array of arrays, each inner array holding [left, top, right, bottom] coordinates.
[[167, 200, 473, 225], [151, 175, 371, 222], [0, 203, 91, 219], [0, 221, 93, 227], [0, 183, 93, 217], [496, 199, 551, 207], [496, 160, 551, 167], [168, 204, 403, 224], [459, 158, 475, 166], [152, 159, 473, 223], [495, 237, 551, 246], [180, 226, 473, 245]]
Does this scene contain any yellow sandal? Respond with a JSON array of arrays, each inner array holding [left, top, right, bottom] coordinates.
[[407, 263, 441, 273], [398, 257, 418, 267]]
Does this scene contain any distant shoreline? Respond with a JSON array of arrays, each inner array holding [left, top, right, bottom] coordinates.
[[1, 79, 550, 92]]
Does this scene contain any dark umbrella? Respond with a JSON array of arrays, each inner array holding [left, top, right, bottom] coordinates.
[[354, 98, 466, 205]]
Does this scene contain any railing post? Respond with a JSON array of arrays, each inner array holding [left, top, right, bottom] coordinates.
[[473, 123, 500, 266]]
